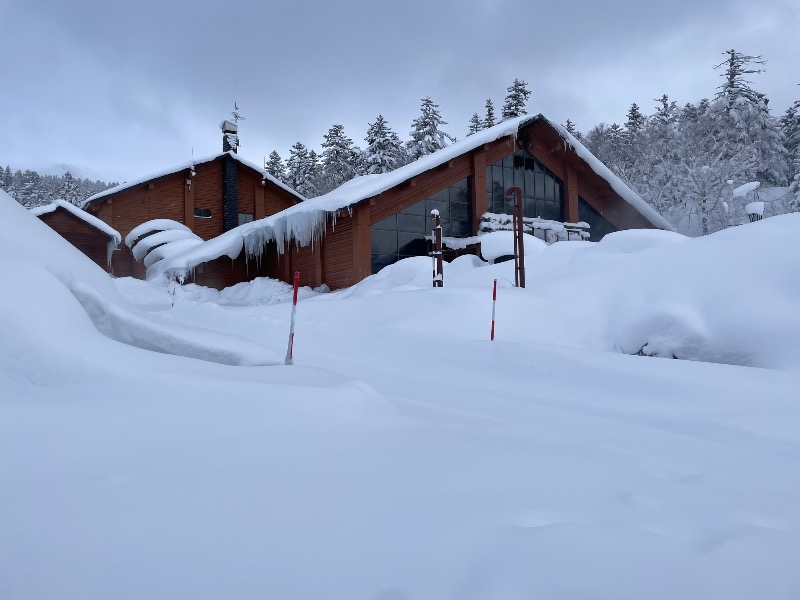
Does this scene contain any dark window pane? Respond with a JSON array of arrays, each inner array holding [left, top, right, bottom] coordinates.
[[430, 189, 448, 203], [371, 229, 397, 254], [502, 155, 513, 168], [535, 173, 545, 200], [451, 187, 470, 204], [545, 176, 555, 203], [373, 214, 397, 230], [402, 200, 426, 216], [397, 213, 426, 232], [398, 233, 428, 256]]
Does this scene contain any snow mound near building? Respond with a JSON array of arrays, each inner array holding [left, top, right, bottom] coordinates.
[[331, 215, 800, 370], [0, 189, 279, 366]]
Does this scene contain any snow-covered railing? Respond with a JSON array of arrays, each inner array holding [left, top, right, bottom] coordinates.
[[479, 212, 590, 243]]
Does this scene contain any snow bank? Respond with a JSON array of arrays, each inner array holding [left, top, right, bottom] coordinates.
[[5, 188, 800, 600], [333, 215, 800, 370], [0, 189, 279, 366], [479, 231, 547, 262]]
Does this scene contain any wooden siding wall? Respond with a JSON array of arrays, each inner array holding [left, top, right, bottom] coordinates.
[[38, 210, 111, 271], [192, 161, 224, 240], [237, 164, 256, 215], [322, 212, 355, 289]]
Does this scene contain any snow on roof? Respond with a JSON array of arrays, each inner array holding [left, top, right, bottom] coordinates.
[[148, 114, 674, 281], [734, 181, 761, 198], [30, 200, 122, 244], [125, 219, 191, 248], [82, 151, 305, 207]]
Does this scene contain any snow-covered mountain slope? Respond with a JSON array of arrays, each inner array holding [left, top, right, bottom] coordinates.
[[3, 188, 800, 600]]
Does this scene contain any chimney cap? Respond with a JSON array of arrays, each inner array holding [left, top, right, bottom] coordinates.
[[220, 120, 238, 133]]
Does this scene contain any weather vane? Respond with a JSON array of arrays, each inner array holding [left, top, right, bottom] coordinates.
[[232, 102, 245, 124]]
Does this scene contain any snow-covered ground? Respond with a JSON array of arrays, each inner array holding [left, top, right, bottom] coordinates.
[[3, 188, 800, 600]]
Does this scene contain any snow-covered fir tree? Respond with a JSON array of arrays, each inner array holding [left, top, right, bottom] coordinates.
[[60, 171, 80, 206], [501, 79, 531, 120], [407, 97, 455, 161], [1, 165, 13, 193], [265, 151, 287, 183], [286, 142, 317, 198], [319, 124, 359, 194], [780, 100, 800, 162], [483, 99, 496, 129], [467, 113, 482, 136], [624, 103, 647, 135], [710, 50, 788, 186], [564, 119, 580, 138], [363, 115, 404, 174]]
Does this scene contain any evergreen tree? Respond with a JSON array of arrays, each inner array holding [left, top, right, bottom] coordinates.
[[502, 78, 531, 120], [564, 119, 580, 138], [483, 99, 496, 129], [60, 171, 80, 205], [1, 165, 12, 190], [710, 50, 788, 185], [319, 124, 359, 193], [652, 95, 679, 127], [265, 151, 287, 183], [286, 142, 317, 198], [467, 113, 482, 136], [780, 100, 800, 161], [407, 97, 455, 161], [364, 115, 404, 174], [624, 103, 647, 135]]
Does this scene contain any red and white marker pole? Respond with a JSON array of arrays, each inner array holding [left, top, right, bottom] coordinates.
[[490, 278, 497, 341], [285, 271, 300, 365]]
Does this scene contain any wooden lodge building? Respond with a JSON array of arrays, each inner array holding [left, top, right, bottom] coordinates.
[[80, 120, 305, 288], [53, 114, 672, 291]]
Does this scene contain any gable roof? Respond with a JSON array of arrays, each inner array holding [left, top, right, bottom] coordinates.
[[81, 151, 306, 208], [300, 114, 673, 231], [31, 200, 122, 244]]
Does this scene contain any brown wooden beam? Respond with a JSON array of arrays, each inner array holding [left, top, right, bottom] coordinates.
[[471, 149, 487, 234]]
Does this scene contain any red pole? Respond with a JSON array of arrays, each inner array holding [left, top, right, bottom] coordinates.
[[285, 271, 300, 365], [491, 278, 497, 341]]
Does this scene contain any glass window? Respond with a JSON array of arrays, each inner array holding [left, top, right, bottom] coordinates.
[[370, 177, 473, 273], [578, 196, 618, 241], [484, 150, 564, 223], [238, 213, 254, 225], [194, 208, 212, 218]]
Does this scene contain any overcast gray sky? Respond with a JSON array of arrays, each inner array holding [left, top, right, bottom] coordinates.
[[1, 0, 798, 182]]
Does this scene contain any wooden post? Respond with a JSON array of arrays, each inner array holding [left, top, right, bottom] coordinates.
[[431, 209, 443, 287], [507, 186, 525, 288]]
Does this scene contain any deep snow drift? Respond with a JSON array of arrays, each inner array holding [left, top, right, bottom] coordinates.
[[3, 190, 800, 600]]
